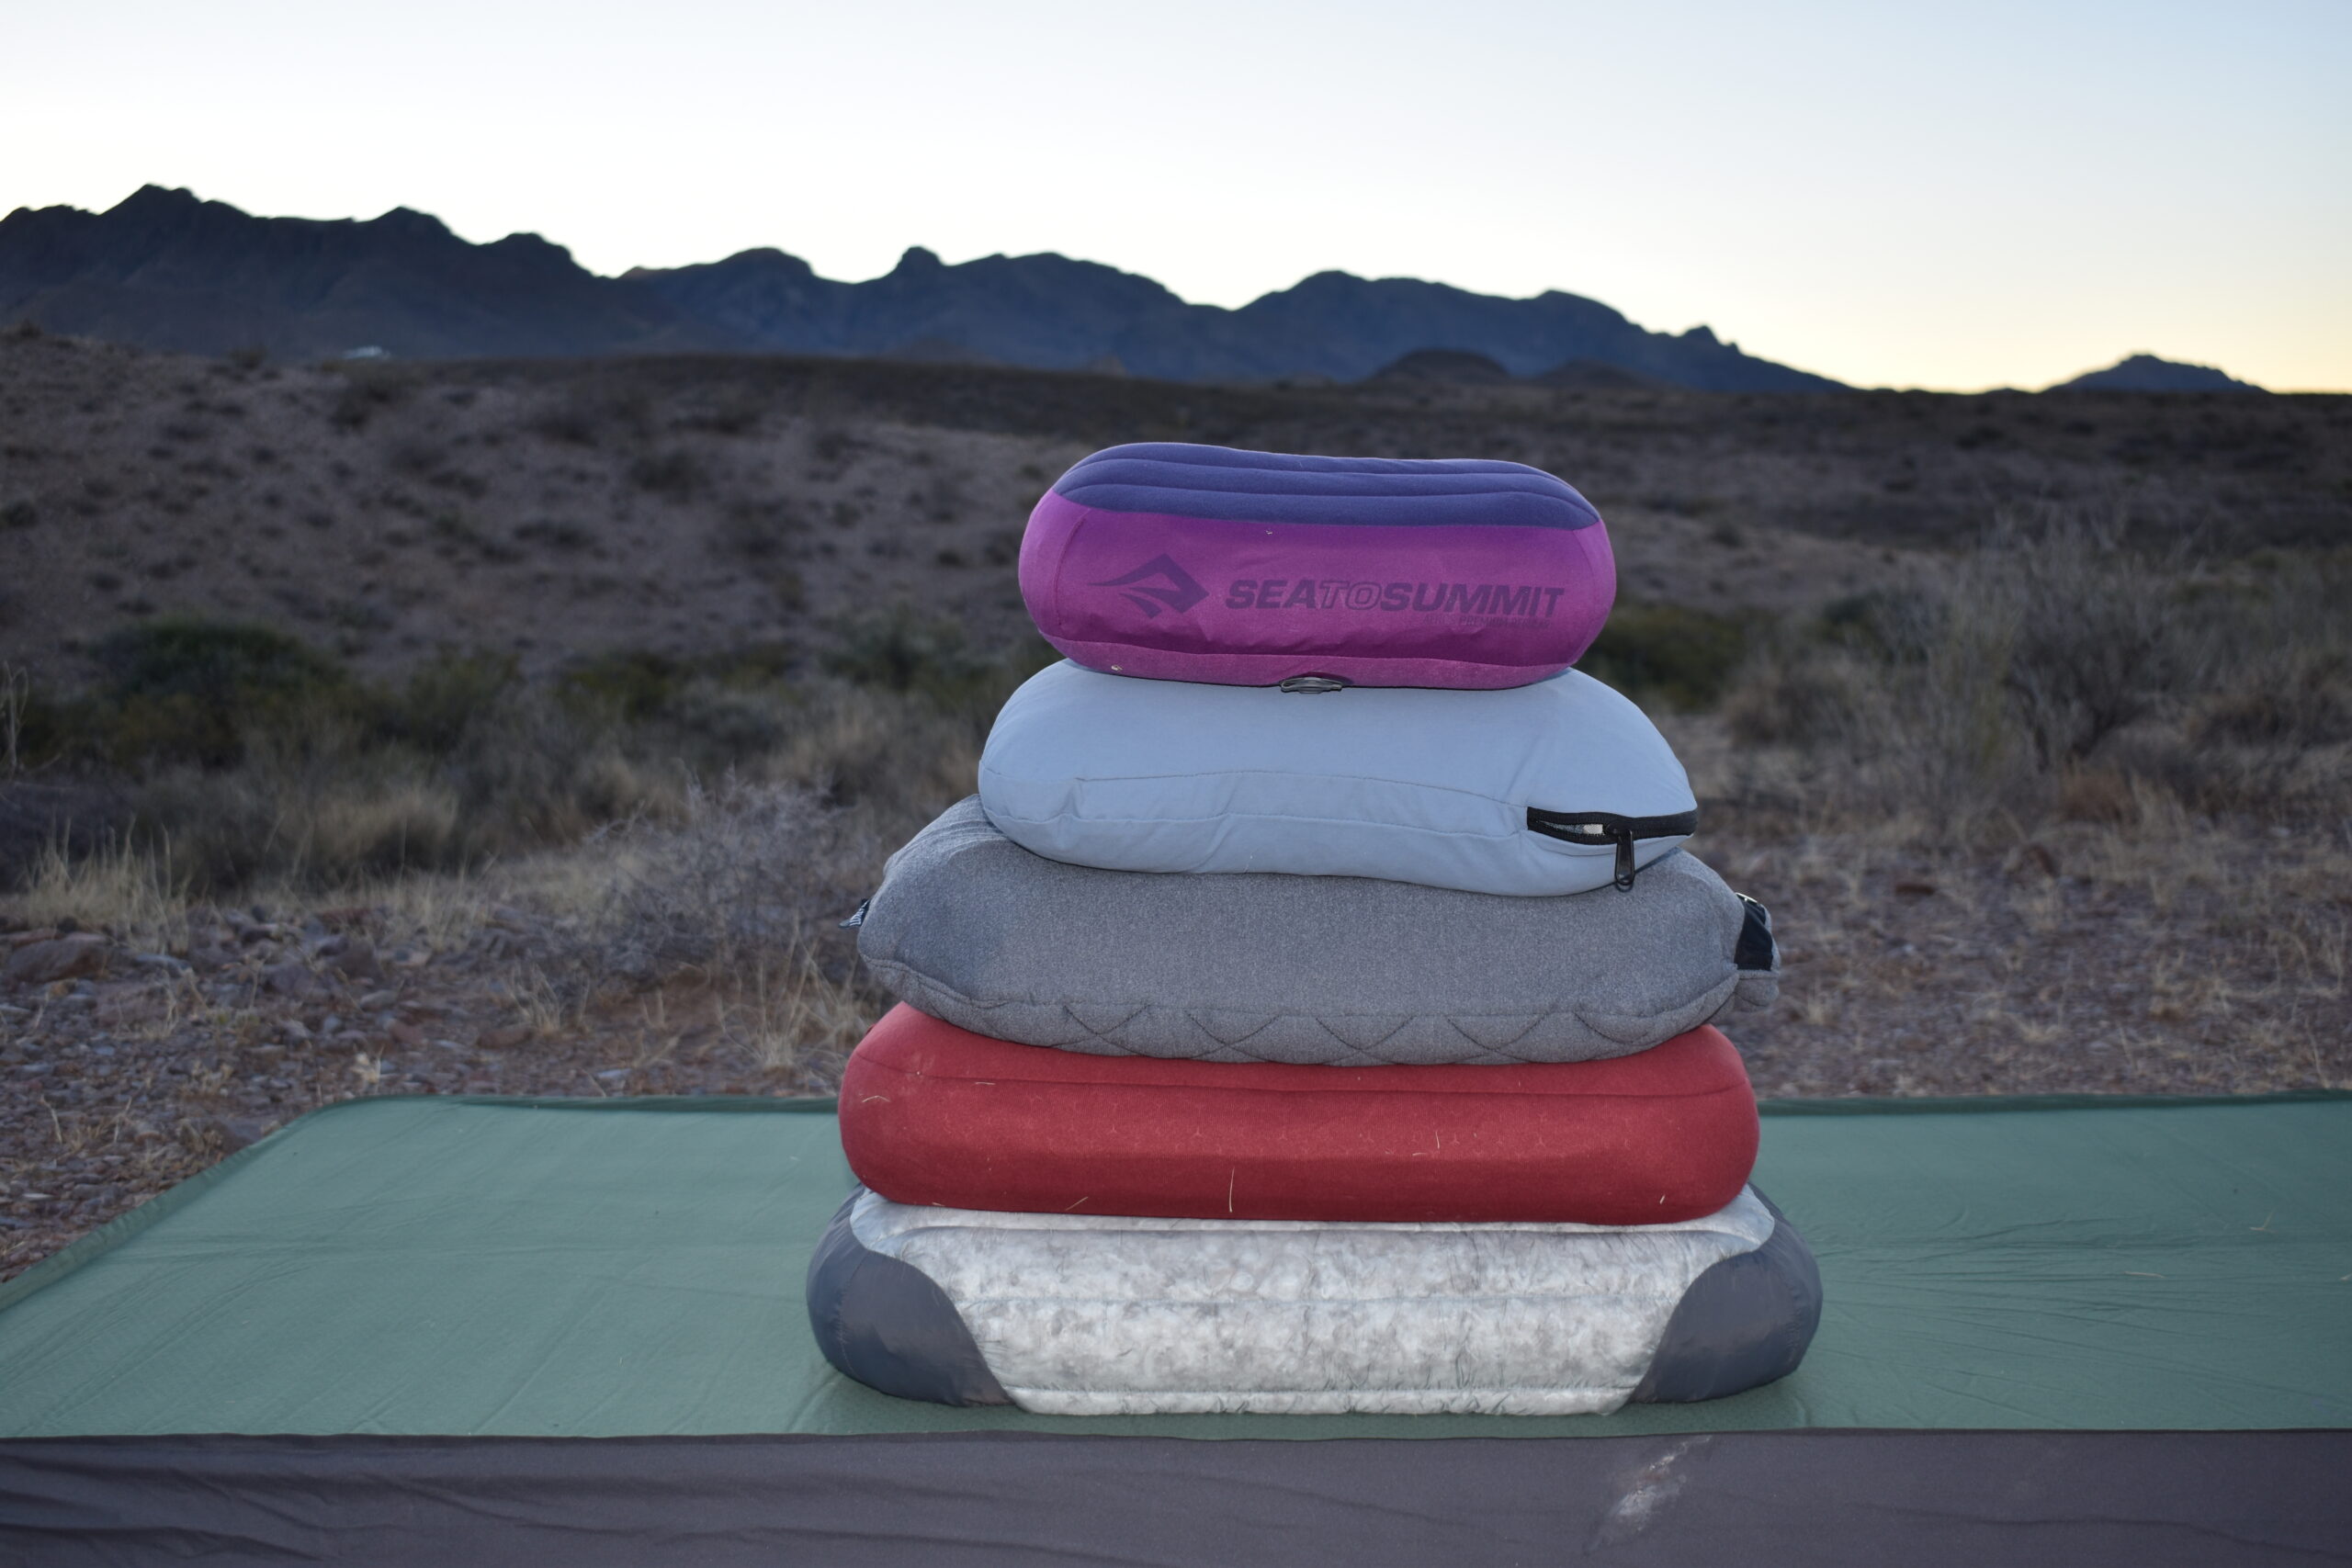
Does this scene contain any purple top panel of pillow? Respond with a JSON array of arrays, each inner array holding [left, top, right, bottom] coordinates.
[[1023, 444, 1616, 690], [1051, 444, 1602, 531]]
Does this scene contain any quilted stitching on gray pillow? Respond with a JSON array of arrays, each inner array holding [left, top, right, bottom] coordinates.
[[856, 798, 1776, 1066]]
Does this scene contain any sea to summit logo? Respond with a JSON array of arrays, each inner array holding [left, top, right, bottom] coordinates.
[[1093, 555, 1208, 618], [1092, 558, 1569, 624], [1224, 578, 1571, 619]]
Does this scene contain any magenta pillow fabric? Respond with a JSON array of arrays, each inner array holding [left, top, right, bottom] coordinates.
[[1019, 444, 1615, 689]]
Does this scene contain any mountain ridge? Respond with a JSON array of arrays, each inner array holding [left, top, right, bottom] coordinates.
[[1, 186, 1840, 389], [0, 188, 2277, 393], [2048, 353, 2267, 393]]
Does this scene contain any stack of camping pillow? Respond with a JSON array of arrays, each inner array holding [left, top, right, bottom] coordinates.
[[807, 444, 1822, 1416]]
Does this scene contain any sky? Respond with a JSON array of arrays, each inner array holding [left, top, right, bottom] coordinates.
[[5, 0, 2346, 390]]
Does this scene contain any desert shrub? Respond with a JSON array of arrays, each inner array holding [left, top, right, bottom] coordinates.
[[914, 470, 967, 524], [809, 426, 861, 465], [18, 625, 671, 887], [819, 611, 1057, 718], [679, 393, 764, 436], [131, 751, 466, 889], [1974, 518, 2206, 765], [328, 367, 409, 432], [386, 651, 518, 756], [119, 685, 681, 890], [0, 665, 25, 773], [1722, 647, 1868, 747], [652, 682, 796, 762], [93, 620, 342, 712], [526, 385, 651, 449], [1717, 513, 2352, 835], [558, 650, 686, 725], [514, 519, 596, 552], [18, 609, 1044, 894], [2187, 652, 2352, 749], [526, 404, 599, 446], [756, 682, 985, 818], [628, 449, 706, 497], [531, 777, 884, 1069], [88, 619, 356, 767], [1, 666, 73, 772], [819, 607, 997, 704], [1581, 603, 1748, 711], [551, 646, 816, 773], [573, 781, 854, 985], [435, 699, 678, 849], [293, 776, 463, 877], [1812, 588, 1940, 661], [718, 500, 804, 560]]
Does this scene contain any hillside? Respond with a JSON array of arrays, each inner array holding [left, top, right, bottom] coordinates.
[[2, 187, 1838, 389], [1, 326, 2344, 693]]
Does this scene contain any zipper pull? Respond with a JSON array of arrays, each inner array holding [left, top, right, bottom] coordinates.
[[838, 897, 871, 931], [1612, 829, 1637, 891]]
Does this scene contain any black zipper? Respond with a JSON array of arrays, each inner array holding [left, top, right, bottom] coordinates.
[[1524, 807, 1699, 890], [1733, 893, 1776, 970]]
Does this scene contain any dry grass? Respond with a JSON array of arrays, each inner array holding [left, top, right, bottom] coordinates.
[[716, 947, 876, 1075], [11, 832, 190, 953]]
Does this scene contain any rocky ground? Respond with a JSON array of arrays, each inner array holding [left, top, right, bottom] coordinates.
[[0, 885, 865, 1283]]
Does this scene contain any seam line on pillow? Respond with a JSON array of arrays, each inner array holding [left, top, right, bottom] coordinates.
[[848, 1057, 1749, 1100]]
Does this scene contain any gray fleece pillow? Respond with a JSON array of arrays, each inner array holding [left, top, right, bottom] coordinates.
[[854, 797, 1778, 1066]]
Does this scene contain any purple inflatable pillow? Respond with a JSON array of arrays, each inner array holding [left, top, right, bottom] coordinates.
[[1019, 443, 1615, 690]]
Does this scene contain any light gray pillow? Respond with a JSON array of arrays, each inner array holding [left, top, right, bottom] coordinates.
[[978, 661, 1697, 897], [854, 797, 1778, 1066], [808, 1185, 1821, 1415]]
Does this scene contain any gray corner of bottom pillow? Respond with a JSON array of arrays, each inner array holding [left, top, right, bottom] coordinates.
[[1630, 1189, 1823, 1404], [805, 1194, 1012, 1407]]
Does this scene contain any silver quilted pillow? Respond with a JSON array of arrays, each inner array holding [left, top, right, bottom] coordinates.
[[809, 1185, 1820, 1415]]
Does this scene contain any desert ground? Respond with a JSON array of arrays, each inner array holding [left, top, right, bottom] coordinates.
[[3, 323, 2348, 1280]]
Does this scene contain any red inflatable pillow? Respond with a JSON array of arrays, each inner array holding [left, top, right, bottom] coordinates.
[[840, 1005, 1758, 1225]]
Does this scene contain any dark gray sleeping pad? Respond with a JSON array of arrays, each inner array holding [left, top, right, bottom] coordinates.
[[854, 797, 1778, 1066], [806, 1189, 1821, 1410]]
